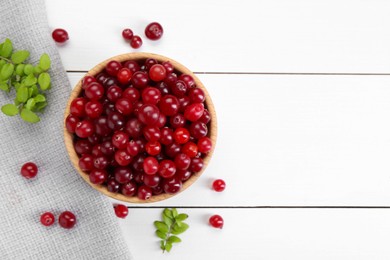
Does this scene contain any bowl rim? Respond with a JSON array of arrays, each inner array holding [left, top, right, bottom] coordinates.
[[63, 52, 217, 203]]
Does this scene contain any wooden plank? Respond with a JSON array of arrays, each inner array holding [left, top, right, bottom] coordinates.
[[119, 208, 390, 259], [68, 73, 390, 206], [47, 0, 390, 73]]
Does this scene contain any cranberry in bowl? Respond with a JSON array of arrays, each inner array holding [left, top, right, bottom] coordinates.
[[64, 53, 217, 203]]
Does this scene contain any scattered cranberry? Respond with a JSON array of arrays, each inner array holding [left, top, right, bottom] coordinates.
[[52, 28, 69, 43], [122, 28, 134, 40], [145, 22, 163, 40], [114, 204, 129, 218], [59, 211, 76, 229], [212, 179, 226, 192], [209, 215, 223, 229], [130, 35, 143, 49], [21, 162, 38, 179], [40, 212, 55, 227]]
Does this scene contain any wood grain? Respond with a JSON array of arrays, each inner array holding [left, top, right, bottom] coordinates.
[[64, 53, 217, 203]]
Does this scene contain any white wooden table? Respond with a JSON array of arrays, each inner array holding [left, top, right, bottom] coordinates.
[[47, 0, 390, 259]]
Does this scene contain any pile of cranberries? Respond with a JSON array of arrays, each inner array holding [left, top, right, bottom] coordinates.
[[66, 58, 213, 201]]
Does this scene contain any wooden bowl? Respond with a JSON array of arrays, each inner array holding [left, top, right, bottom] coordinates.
[[64, 53, 217, 203]]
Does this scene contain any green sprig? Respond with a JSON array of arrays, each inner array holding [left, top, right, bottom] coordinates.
[[154, 208, 189, 253], [0, 38, 51, 123]]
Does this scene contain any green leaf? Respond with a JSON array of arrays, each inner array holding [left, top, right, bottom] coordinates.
[[25, 98, 36, 110], [0, 82, 9, 91], [160, 241, 165, 251], [0, 38, 13, 58], [0, 63, 14, 80], [15, 64, 25, 76], [34, 94, 46, 103], [39, 53, 50, 71], [0, 59, 6, 70], [167, 235, 181, 244], [38, 72, 50, 90], [20, 108, 40, 123], [171, 222, 189, 235], [16, 86, 28, 103], [175, 213, 188, 221], [172, 208, 178, 218], [11, 50, 29, 64], [155, 230, 167, 240], [14, 98, 20, 106], [33, 66, 43, 75], [163, 214, 173, 226], [163, 208, 173, 219], [34, 101, 47, 112], [154, 221, 169, 233], [1, 104, 19, 116], [23, 64, 34, 75], [165, 242, 172, 252], [24, 73, 37, 87]]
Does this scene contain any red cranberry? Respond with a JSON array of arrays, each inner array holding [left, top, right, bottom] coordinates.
[[103, 102, 115, 115], [21, 162, 38, 179], [79, 154, 94, 172], [126, 140, 140, 156], [209, 215, 223, 229], [114, 167, 133, 184], [170, 114, 185, 129], [190, 121, 208, 139], [162, 61, 174, 73], [157, 82, 171, 96], [130, 35, 142, 48], [159, 95, 180, 116], [176, 169, 192, 181], [172, 80, 188, 97], [115, 150, 132, 166], [122, 87, 140, 102], [198, 137, 212, 153], [96, 73, 108, 85], [121, 181, 137, 196], [213, 179, 226, 192], [145, 141, 161, 156], [93, 155, 109, 169], [87, 134, 101, 145], [106, 61, 122, 76], [123, 60, 140, 74], [158, 160, 176, 178], [179, 74, 196, 88], [107, 112, 125, 131], [190, 157, 204, 172], [134, 171, 145, 184], [143, 156, 159, 175], [107, 179, 121, 193], [143, 126, 161, 142], [165, 142, 182, 158], [149, 64, 167, 82], [178, 96, 191, 113], [117, 68, 132, 84], [152, 184, 164, 195], [114, 204, 129, 218], [122, 28, 134, 40], [75, 120, 95, 138], [107, 85, 123, 102], [82, 76, 96, 89], [199, 109, 211, 124], [137, 185, 152, 200], [164, 73, 178, 87], [131, 71, 149, 88], [40, 212, 55, 227], [163, 177, 182, 194], [160, 128, 174, 145], [59, 211, 76, 229], [137, 104, 160, 126], [92, 144, 104, 157], [115, 98, 133, 115], [104, 77, 118, 88], [144, 58, 158, 70], [189, 88, 205, 103], [85, 101, 103, 118], [174, 153, 191, 170], [181, 142, 198, 158], [142, 87, 161, 105], [52, 28, 69, 43], [85, 82, 104, 101], [70, 97, 87, 117], [111, 131, 128, 149], [134, 139, 146, 153], [94, 116, 111, 136], [100, 140, 115, 156], [65, 115, 79, 133], [89, 169, 108, 184], [184, 103, 204, 122], [145, 22, 163, 40], [143, 174, 161, 188], [74, 139, 92, 155], [125, 118, 143, 138], [173, 127, 190, 144]]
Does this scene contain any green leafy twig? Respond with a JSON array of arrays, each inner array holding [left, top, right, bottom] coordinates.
[[0, 38, 51, 123], [154, 208, 189, 253]]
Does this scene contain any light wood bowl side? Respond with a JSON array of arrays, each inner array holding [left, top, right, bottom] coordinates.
[[64, 53, 217, 203]]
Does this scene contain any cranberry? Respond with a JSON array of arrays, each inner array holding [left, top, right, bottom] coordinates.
[[52, 28, 69, 43], [107, 85, 123, 102], [190, 157, 204, 172], [75, 120, 95, 138], [125, 118, 143, 138], [65, 114, 79, 133], [158, 160, 176, 178], [100, 141, 114, 156], [173, 127, 190, 144], [103, 102, 115, 115], [164, 73, 178, 87], [85, 82, 104, 101], [85, 101, 103, 118], [134, 171, 145, 183], [126, 140, 140, 156], [122, 28, 134, 40], [198, 109, 211, 124], [70, 97, 87, 117], [96, 73, 108, 85], [181, 142, 198, 158], [160, 128, 174, 145], [143, 174, 161, 188], [95, 116, 111, 136], [114, 167, 133, 184], [165, 142, 182, 158], [143, 126, 161, 142], [111, 131, 128, 149], [152, 184, 164, 195], [131, 71, 149, 88], [209, 215, 223, 229], [21, 162, 38, 179], [178, 96, 191, 113], [174, 153, 191, 170], [79, 154, 94, 171], [106, 61, 122, 76], [162, 61, 174, 73], [133, 101, 143, 116], [145, 22, 163, 40], [179, 74, 196, 88], [154, 114, 167, 129], [149, 64, 167, 82], [163, 177, 182, 194], [122, 87, 140, 102], [74, 139, 92, 155], [198, 137, 212, 153], [130, 35, 142, 48], [170, 114, 185, 129], [40, 212, 55, 227], [176, 169, 192, 181], [107, 179, 121, 193], [115, 150, 132, 166], [212, 179, 226, 192], [172, 80, 188, 97], [156, 82, 171, 96], [123, 60, 140, 73], [122, 181, 137, 196], [134, 139, 146, 153], [107, 112, 125, 131], [189, 88, 205, 103], [93, 155, 109, 169], [104, 77, 118, 88], [59, 211, 76, 229], [142, 87, 161, 105], [145, 58, 158, 70], [92, 144, 104, 157], [143, 156, 159, 175], [89, 169, 108, 184], [115, 98, 133, 115], [117, 68, 132, 84], [184, 103, 204, 122], [145, 141, 161, 156], [82, 76, 96, 89], [88, 134, 101, 145], [190, 121, 208, 139], [159, 95, 180, 116], [137, 185, 152, 200], [138, 104, 160, 126], [114, 204, 129, 218]]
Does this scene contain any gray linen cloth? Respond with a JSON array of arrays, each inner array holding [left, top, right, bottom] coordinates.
[[0, 0, 133, 259]]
